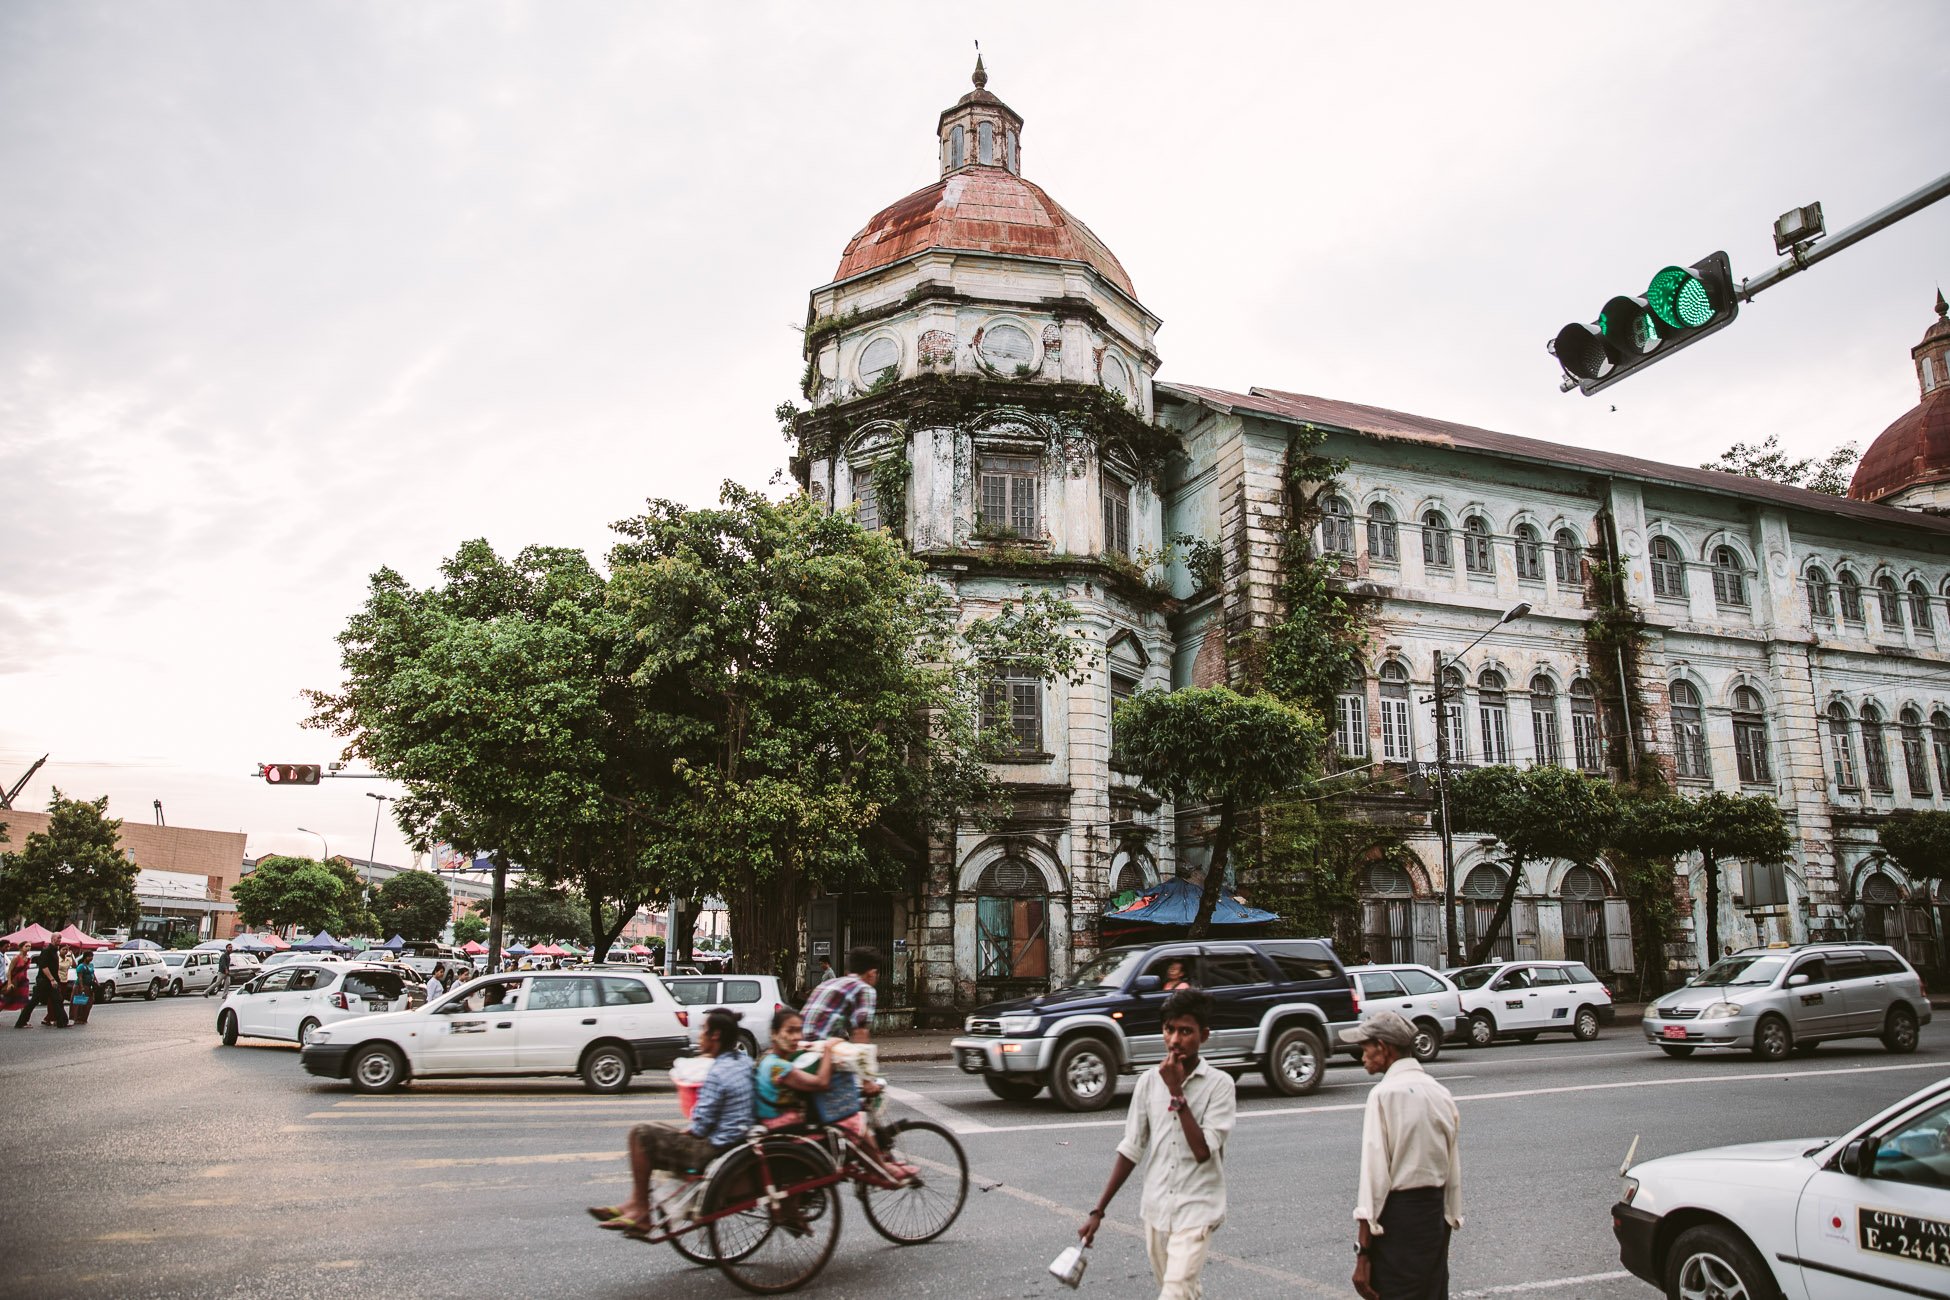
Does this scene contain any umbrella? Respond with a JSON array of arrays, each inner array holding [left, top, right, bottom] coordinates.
[[53, 924, 111, 950], [118, 938, 163, 950], [292, 930, 352, 953], [2, 923, 53, 947], [230, 935, 277, 952], [1101, 876, 1278, 931], [461, 940, 486, 954]]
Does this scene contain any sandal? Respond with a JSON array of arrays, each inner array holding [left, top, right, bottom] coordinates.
[[586, 1205, 625, 1223]]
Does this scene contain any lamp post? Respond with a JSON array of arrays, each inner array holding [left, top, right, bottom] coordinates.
[[1434, 600, 1532, 966], [363, 793, 392, 888], [296, 827, 329, 863]]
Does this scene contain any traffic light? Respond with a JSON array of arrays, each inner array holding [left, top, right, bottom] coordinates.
[[260, 764, 321, 786], [1550, 252, 1739, 395]]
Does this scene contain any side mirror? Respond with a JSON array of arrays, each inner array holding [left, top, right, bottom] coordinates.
[[1836, 1136, 1875, 1178], [1132, 975, 1162, 994], [1788, 973, 1810, 988]]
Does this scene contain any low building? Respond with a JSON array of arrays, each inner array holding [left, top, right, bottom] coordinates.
[[0, 810, 248, 939]]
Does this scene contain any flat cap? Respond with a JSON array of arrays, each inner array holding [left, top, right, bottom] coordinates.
[[1338, 1009, 1417, 1049]]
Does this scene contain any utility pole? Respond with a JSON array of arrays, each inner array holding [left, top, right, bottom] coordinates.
[[1432, 650, 1459, 967]]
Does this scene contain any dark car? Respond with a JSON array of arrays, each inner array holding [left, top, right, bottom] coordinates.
[[949, 939, 1358, 1111]]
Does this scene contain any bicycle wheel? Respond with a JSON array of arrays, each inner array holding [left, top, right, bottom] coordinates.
[[652, 1172, 717, 1266], [705, 1140, 842, 1294], [858, 1119, 968, 1245]]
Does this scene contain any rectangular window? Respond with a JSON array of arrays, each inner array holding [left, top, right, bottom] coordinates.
[[1531, 705, 1561, 766], [1102, 477, 1131, 556], [1902, 729, 1932, 798], [1863, 729, 1893, 793], [1463, 530, 1493, 574], [978, 456, 1040, 538], [983, 670, 1044, 754], [1480, 702, 1510, 765], [1712, 565, 1748, 608], [1442, 700, 1468, 763], [1380, 697, 1411, 762], [1934, 723, 1950, 791], [1571, 707, 1604, 773], [1830, 724, 1858, 789], [1110, 671, 1138, 761], [1335, 692, 1368, 759], [1423, 521, 1452, 568], [1515, 536, 1542, 581], [1673, 719, 1709, 781], [1733, 720, 1771, 784], [853, 477, 879, 531]]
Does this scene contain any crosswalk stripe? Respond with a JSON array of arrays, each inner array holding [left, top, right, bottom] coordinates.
[[280, 1121, 646, 1132]]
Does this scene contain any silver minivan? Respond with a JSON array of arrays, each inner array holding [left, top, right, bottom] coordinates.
[[1642, 943, 1929, 1060]]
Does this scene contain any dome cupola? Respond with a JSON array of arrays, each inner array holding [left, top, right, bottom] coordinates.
[[937, 53, 1023, 178], [1848, 290, 1950, 508]]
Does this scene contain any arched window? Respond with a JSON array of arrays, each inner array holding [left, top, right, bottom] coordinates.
[[1366, 863, 1414, 897], [1910, 580, 1934, 634], [1570, 678, 1603, 773], [1463, 515, 1495, 574], [1670, 681, 1709, 781], [1560, 865, 1611, 968], [1367, 502, 1399, 563], [974, 857, 1049, 983], [1934, 710, 1950, 792], [1005, 128, 1018, 174], [1828, 703, 1858, 789], [1335, 672, 1368, 759], [1439, 665, 1469, 762], [1711, 546, 1748, 608], [1650, 536, 1686, 599], [1877, 575, 1905, 630], [1553, 529, 1583, 587], [1378, 662, 1412, 761], [1806, 565, 1833, 621], [1838, 569, 1865, 622], [1861, 872, 1902, 905], [1514, 524, 1543, 581], [1460, 865, 1513, 962], [1361, 860, 1417, 962], [977, 120, 995, 166], [1900, 707, 1932, 797], [1422, 510, 1453, 568], [1112, 859, 1147, 897], [1477, 670, 1510, 764], [1320, 494, 1355, 555], [1732, 685, 1771, 784], [1861, 702, 1893, 792], [949, 124, 964, 169], [1529, 676, 1561, 766]]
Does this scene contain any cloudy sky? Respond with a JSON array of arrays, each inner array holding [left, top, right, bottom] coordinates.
[[3, 2, 1945, 868]]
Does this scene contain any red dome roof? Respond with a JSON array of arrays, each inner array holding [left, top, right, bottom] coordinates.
[[1850, 386, 1950, 502], [832, 168, 1134, 297]]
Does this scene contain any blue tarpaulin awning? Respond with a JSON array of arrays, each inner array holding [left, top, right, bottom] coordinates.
[[293, 930, 352, 953], [1102, 876, 1278, 928], [376, 934, 406, 951]]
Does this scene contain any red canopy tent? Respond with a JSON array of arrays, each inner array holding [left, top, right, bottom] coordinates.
[[2, 923, 53, 947], [461, 940, 486, 955], [628, 944, 651, 956], [536, 943, 564, 957], [53, 924, 111, 950]]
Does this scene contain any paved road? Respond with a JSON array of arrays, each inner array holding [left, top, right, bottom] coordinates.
[[3, 996, 1944, 1299]]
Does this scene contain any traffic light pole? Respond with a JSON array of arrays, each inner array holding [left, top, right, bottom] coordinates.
[[1738, 171, 1950, 304]]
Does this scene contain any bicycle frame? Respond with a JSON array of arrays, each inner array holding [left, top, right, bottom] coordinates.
[[639, 1129, 845, 1247]]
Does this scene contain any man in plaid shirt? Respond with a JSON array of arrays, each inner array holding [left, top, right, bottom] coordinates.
[[801, 946, 882, 1043]]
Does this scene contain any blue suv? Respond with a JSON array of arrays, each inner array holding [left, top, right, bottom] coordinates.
[[951, 939, 1357, 1111]]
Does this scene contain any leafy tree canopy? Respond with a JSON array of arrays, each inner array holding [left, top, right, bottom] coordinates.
[[451, 913, 489, 945], [1704, 435, 1858, 496], [232, 856, 369, 936], [1877, 811, 1950, 884], [1614, 790, 1790, 963], [372, 870, 454, 942], [1449, 766, 1620, 964], [480, 876, 591, 945], [0, 790, 139, 930]]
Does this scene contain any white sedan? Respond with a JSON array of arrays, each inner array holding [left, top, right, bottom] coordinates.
[[217, 962, 419, 1046], [1615, 1076, 1950, 1299]]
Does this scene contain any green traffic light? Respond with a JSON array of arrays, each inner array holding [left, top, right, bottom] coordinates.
[[1647, 266, 1719, 331]]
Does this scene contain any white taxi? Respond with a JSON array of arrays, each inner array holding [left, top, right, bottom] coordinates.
[[300, 969, 692, 1094], [1615, 1077, 1950, 1299]]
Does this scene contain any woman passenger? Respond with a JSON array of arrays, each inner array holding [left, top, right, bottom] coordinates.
[[756, 1010, 835, 1125]]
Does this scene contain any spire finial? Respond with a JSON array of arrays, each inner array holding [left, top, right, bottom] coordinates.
[[1936, 286, 1947, 320], [972, 41, 987, 90]]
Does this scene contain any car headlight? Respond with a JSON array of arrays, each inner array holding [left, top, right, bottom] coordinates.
[[1620, 1176, 1639, 1206], [308, 1028, 332, 1043], [998, 1014, 1042, 1035], [1699, 1001, 1743, 1020]]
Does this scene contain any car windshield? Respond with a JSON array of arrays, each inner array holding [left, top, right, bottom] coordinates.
[[161, 953, 186, 965], [1691, 955, 1786, 987], [1059, 949, 1148, 990], [1448, 965, 1500, 990]]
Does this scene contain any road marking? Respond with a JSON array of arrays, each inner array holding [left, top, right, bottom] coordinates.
[[1457, 1270, 1633, 1296], [280, 1121, 645, 1132], [885, 1084, 993, 1134], [331, 1096, 672, 1108]]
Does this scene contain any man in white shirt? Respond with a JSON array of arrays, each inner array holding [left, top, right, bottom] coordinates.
[[1078, 987, 1237, 1300], [1341, 1010, 1462, 1300]]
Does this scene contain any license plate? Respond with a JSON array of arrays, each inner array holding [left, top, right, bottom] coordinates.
[[1661, 1025, 1688, 1040], [958, 1048, 985, 1072], [1861, 1208, 1950, 1268]]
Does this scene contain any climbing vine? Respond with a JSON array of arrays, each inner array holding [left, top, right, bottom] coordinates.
[[1257, 426, 1374, 723]]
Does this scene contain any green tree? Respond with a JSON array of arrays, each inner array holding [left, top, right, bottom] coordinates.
[[482, 876, 591, 945], [1113, 686, 1322, 937], [1876, 811, 1950, 886], [452, 913, 489, 945], [1704, 435, 1859, 496], [372, 870, 454, 942], [1449, 766, 1620, 965], [608, 483, 1087, 979], [1614, 791, 1791, 964], [232, 856, 366, 935], [0, 790, 138, 930]]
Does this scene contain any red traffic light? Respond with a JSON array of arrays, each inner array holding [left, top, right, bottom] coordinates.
[[260, 764, 322, 786]]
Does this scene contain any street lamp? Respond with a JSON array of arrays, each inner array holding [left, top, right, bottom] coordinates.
[[1432, 600, 1531, 967], [296, 827, 329, 863], [364, 793, 392, 888]]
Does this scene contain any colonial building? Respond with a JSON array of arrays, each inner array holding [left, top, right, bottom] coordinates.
[[793, 62, 1950, 1011]]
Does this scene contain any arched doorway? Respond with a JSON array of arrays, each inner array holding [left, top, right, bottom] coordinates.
[[1559, 865, 1613, 970], [975, 857, 1050, 996], [1862, 870, 1936, 971], [1359, 862, 1416, 964], [1460, 865, 1514, 963]]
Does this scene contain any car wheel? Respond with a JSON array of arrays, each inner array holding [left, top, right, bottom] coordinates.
[[737, 1031, 759, 1059], [1467, 1013, 1496, 1048], [297, 1018, 321, 1048], [1663, 1222, 1780, 1300], [169, 980, 183, 997], [1262, 1024, 1326, 1097], [582, 1044, 633, 1093], [1049, 1037, 1117, 1112], [99, 983, 115, 1003], [1411, 1020, 1442, 1064], [1751, 1015, 1791, 1062], [1883, 1005, 1920, 1055], [218, 1011, 238, 1046], [1572, 1006, 1601, 1041], [351, 1045, 407, 1094], [144, 980, 159, 1001], [983, 1074, 1043, 1102], [1658, 1043, 1694, 1058]]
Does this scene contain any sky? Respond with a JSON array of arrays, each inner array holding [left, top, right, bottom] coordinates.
[[2, 1, 1946, 869]]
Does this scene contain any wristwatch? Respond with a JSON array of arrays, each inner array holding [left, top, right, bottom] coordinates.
[[1353, 1243, 1372, 1257], [1166, 1094, 1185, 1114]]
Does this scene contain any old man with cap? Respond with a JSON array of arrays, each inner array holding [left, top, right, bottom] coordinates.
[[1340, 1010, 1462, 1300]]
